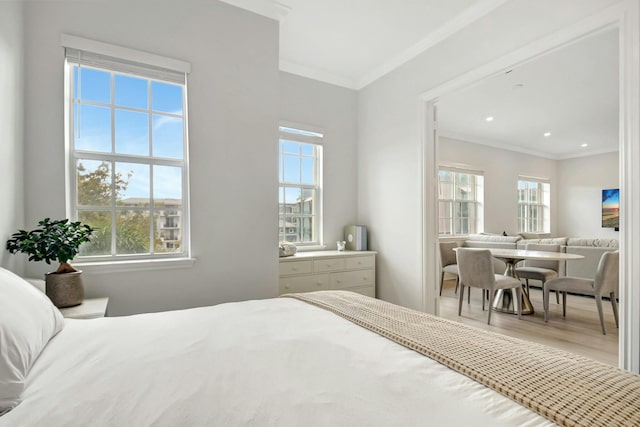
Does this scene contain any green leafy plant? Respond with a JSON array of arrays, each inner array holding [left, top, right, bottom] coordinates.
[[6, 218, 94, 274]]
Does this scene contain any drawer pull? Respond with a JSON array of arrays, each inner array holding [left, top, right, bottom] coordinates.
[[316, 282, 323, 286], [285, 285, 290, 290], [336, 280, 341, 284], [292, 267, 297, 271]]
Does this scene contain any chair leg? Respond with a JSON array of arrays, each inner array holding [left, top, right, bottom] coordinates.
[[543, 286, 549, 322], [454, 276, 459, 294], [595, 295, 606, 335], [458, 285, 465, 317], [515, 286, 522, 319], [610, 292, 619, 328], [467, 286, 471, 304], [562, 292, 567, 317], [555, 289, 559, 304], [439, 272, 445, 296], [487, 289, 495, 325]]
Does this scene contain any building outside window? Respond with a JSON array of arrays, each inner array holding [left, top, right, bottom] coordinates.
[[64, 37, 190, 261], [278, 125, 323, 245], [517, 178, 550, 233], [438, 168, 484, 236]]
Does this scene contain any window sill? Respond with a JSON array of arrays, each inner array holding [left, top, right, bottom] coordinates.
[[73, 257, 197, 274]]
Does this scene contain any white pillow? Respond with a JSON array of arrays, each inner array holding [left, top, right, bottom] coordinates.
[[0, 267, 64, 414]]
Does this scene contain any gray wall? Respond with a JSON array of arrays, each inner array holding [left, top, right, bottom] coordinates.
[[22, 0, 280, 315], [557, 152, 620, 238], [279, 72, 358, 247], [0, 2, 25, 274], [357, 0, 620, 310]]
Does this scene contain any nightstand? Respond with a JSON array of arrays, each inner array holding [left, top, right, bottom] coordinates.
[[59, 297, 109, 319]]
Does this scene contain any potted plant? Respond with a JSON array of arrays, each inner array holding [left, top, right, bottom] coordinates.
[[6, 218, 94, 308]]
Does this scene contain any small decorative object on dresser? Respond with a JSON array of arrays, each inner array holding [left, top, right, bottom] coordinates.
[[6, 218, 94, 308], [344, 225, 367, 251], [279, 250, 376, 297]]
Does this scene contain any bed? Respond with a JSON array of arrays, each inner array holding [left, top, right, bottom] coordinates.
[[1, 268, 638, 426]]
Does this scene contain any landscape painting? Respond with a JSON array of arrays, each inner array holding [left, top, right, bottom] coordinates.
[[602, 188, 620, 228]]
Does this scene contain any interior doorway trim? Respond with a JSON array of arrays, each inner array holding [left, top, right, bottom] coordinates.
[[419, 1, 640, 373]]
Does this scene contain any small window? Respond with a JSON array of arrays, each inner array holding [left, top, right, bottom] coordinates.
[[278, 125, 323, 245], [518, 178, 550, 233], [64, 40, 190, 261], [438, 168, 484, 236]]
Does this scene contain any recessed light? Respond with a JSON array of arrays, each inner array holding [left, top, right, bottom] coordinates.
[[543, 132, 551, 137], [581, 143, 589, 147], [485, 116, 494, 122]]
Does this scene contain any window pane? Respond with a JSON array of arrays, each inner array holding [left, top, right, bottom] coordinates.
[[116, 162, 150, 206], [115, 74, 147, 109], [154, 165, 182, 199], [75, 104, 111, 152], [301, 144, 314, 156], [78, 210, 111, 256], [302, 217, 313, 242], [283, 155, 300, 183], [77, 160, 111, 206], [301, 157, 314, 184], [155, 208, 181, 253], [283, 216, 296, 242], [77, 67, 110, 104], [116, 210, 150, 254], [284, 187, 301, 211], [301, 189, 315, 214], [282, 141, 300, 154], [152, 81, 183, 114], [152, 115, 183, 159], [115, 109, 149, 156]]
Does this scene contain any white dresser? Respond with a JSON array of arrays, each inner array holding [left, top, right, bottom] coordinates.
[[279, 250, 376, 297]]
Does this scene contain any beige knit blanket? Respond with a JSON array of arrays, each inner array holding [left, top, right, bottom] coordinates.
[[283, 291, 640, 427]]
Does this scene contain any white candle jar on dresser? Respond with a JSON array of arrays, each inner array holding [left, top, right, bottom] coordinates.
[[279, 250, 376, 297]]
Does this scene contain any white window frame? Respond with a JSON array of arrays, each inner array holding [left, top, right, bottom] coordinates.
[[278, 123, 323, 247], [437, 166, 484, 236], [517, 177, 551, 233], [63, 35, 192, 263]]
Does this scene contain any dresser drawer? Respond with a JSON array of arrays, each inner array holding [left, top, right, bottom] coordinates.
[[279, 260, 312, 276], [313, 258, 346, 272], [330, 269, 375, 289], [345, 255, 374, 270], [279, 274, 329, 294]]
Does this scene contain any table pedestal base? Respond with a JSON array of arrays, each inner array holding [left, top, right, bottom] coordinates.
[[492, 288, 534, 315]]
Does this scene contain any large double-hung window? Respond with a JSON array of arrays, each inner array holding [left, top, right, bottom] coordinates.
[[517, 178, 550, 233], [278, 125, 323, 246], [64, 36, 191, 261], [438, 167, 484, 236]]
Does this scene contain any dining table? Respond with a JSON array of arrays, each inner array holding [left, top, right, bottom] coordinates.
[[454, 247, 584, 315], [488, 248, 584, 315]]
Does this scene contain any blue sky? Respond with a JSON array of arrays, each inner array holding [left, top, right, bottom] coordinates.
[[74, 66, 184, 200], [602, 188, 619, 209]]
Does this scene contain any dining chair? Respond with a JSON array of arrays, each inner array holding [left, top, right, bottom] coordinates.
[[439, 241, 460, 296], [515, 243, 561, 303], [543, 251, 619, 335], [456, 248, 522, 325]]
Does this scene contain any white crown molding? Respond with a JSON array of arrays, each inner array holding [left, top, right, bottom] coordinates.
[[439, 131, 619, 160], [219, 0, 291, 21], [279, 59, 358, 90], [356, 0, 511, 90]]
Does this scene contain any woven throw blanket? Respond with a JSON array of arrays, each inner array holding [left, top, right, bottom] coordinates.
[[283, 290, 640, 427]]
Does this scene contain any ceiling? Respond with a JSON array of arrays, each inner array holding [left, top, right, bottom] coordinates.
[[220, 0, 619, 160], [437, 28, 619, 159], [220, 0, 508, 89]]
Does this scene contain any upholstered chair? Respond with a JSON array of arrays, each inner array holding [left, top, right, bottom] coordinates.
[[439, 241, 460, 296], [515, 243, 561, 303], [456, 248, 522, 325], [543, 251, 619, 335]]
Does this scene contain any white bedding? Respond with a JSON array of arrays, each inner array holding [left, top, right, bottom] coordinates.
[[0, 298, 551, 426]]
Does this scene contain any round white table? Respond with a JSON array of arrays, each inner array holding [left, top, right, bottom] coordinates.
[[486, 248, 584, 315]]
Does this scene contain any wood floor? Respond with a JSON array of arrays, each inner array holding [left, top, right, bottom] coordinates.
[[438, 278, 619, 366]]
